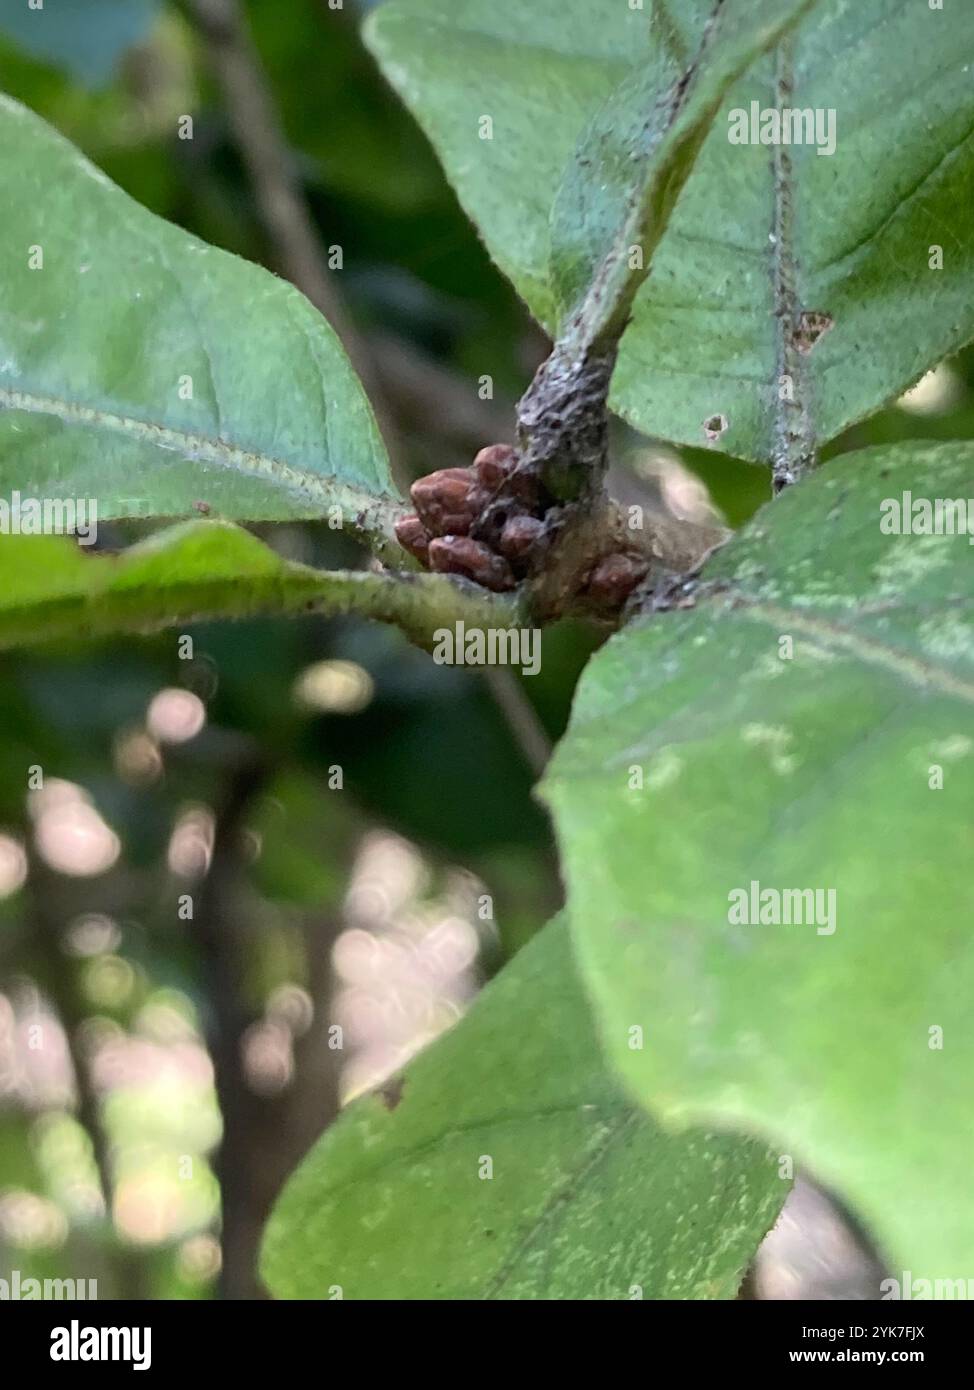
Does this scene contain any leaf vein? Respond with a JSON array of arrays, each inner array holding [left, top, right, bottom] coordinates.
[[738, 599, 974, 704], [0, 385, 403, 540], [770, 35, 814, 488], [484, 1110, 639, 1298]]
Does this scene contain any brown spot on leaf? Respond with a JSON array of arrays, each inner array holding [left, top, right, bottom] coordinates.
[[379, 1077, 405, 1111], [795, 310, 833, 355]]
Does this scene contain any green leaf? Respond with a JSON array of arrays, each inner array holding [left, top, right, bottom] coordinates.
[[549, 0, 816, 352], [261, 918, 787, 1299], [367, 0, 974, 465], [0, 523, 518, 651], [0, 0, 162, 87], [366, 0, 632, 329], [0, 95, 400, 550], [542, 440, 974, 1279]]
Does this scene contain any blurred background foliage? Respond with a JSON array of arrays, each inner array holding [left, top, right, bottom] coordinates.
[[0, 0, 971, 1299]]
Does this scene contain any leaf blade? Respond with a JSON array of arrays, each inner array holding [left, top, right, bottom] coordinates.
[[542, 440, 974, 1276], [260, 918, 788, 1300], [0, 94, 400, 546]]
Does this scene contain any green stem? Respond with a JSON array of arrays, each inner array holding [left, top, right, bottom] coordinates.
[[0, 563, 528, 656]]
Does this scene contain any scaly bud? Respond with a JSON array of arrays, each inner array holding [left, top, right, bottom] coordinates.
[[585, 552, 650, 610], [498, 514, 547, 565], [394, 514, 430, 563], [410, 467, 482, 537], [428, 536, 516, 592], [473, 444, 518, 490]]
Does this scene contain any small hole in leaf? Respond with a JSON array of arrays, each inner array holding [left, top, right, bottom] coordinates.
[[704, 413, 728, 442]]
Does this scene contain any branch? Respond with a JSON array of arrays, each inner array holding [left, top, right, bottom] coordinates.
[[516, 1, 727, 503], [190, 741, 354, 1299], [22, 854, 114, 1215], [480, 670, 552, 779], [192, 741, 271, 1299], [393, 3, 814, 631], [517, 0, 819, 503]]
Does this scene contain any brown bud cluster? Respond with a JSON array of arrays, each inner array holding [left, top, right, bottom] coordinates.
[[582, 551, 650, 612], [428, 536, 516, 590], [394, 444, 549, 593], [473, 443, 517, 490], [394, 514, 429, 564], [410, 467, 483, 537], [498, 514, 546, 564]]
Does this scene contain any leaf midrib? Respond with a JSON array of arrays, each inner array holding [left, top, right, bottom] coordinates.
[[560, 589, 974, 760], [289, 1100, 628, 1209], [0, 385, 403, 531], [484, 1110, 639, 1298], [738, 598, 974, 704]]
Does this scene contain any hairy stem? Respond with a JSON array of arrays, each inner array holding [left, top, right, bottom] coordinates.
[[0, 562, 528, 657]]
